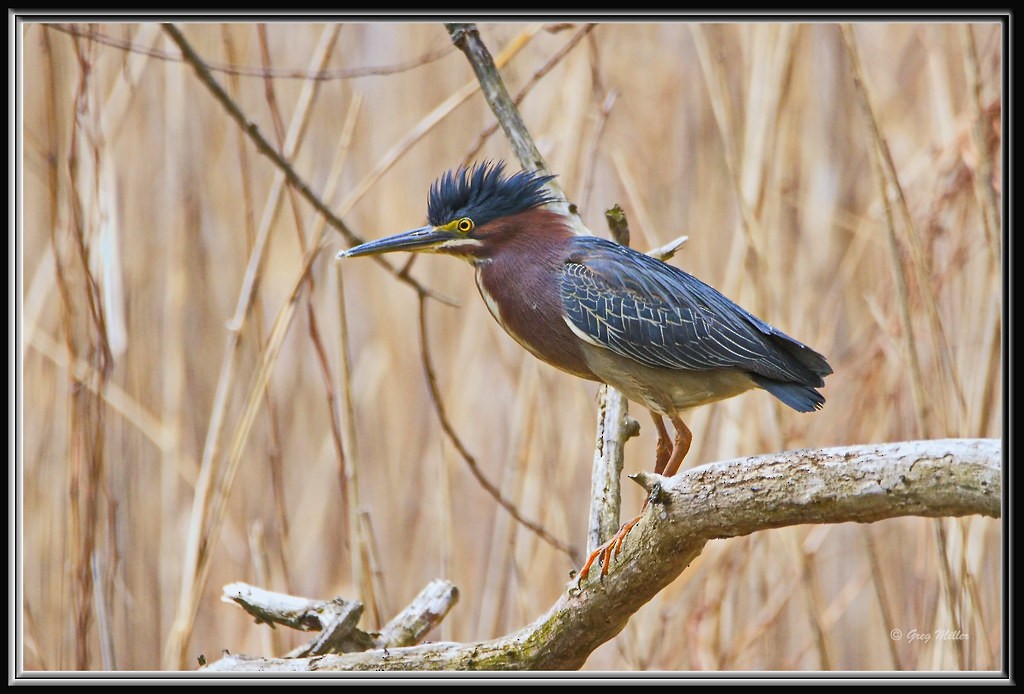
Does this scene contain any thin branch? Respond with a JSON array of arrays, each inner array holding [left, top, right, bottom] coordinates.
[[160, 23, 449, 305], [587, 206, 639, 553], [52, 24, 455, 81], [445, 22, 587, 234], [206, 438, 1001, 671], [417, 295, 578, 563], [587, 210, 687, 553], [329, 24, 543, 254], [376, 579, 461, 648], [646, 234, 691, 263], [445, 23, 550, 178], [587, 386, 634, 553], [162, 24, 344, 669], [462, 24, 596, 164]]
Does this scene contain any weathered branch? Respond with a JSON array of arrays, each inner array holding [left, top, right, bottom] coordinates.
[[376, 579, 461, 649], [221, 579, 459, 659], [205, 438, 1000, 672], [587, 386, 634, 552]]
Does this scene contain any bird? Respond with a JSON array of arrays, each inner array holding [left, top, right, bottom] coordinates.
[[337, 161, 832, 583]]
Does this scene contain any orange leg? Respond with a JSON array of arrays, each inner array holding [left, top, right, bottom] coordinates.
[[577, 415, 694, 585], [652, 413, 673, 475], [661, 415, 692, 478]]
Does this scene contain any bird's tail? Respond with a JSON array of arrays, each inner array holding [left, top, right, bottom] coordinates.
[[751, 375, 826, 412]]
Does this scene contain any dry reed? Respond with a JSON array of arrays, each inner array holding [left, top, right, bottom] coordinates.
[[19, 20, 1003, 672]]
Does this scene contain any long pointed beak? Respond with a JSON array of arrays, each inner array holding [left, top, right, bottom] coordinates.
[[336, 226, 457, 259]]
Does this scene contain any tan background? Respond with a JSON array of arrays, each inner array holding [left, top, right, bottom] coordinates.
[[21, 21, 1002, 671]]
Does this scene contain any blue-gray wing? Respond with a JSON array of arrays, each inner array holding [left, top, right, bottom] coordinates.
[[559, 237, 831, 409]]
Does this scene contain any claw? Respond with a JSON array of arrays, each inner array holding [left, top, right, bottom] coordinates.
[[575, 501, 650, 587]]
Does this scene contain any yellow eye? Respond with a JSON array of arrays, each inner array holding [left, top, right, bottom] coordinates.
[[456, 217, 474, 233]]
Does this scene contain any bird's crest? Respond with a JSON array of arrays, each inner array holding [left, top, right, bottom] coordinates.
[[427, 161, 557, 228]]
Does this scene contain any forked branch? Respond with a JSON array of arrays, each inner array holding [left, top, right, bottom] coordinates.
[[205, 438, 1000, 671]]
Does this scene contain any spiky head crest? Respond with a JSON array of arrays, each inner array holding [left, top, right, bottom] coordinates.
[[426, 161, 558, 228]]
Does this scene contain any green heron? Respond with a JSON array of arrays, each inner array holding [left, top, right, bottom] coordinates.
[[338, 162, 832, 583]]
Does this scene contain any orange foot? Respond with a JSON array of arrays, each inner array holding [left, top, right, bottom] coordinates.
[[576, 499, 650, 585]]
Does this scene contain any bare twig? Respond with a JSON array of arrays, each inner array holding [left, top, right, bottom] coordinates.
[[294, 601, 374, 657], [604, 204, 630, 247], [445, 23, 551, 179], [588, 386, 635, 553], [162, 24, 344, 669], [160, 23, 447, 304], [586, 206, 640, 553], [462, 24, 596, 164], [377, 579, 461, 648], [53, 24, 454, 81], [417, 295, 578, 563], [206, 439, 1001, 671], [646, 234, 690, 264], [445, 22, 587, 234], [223, 582, 351, 632]]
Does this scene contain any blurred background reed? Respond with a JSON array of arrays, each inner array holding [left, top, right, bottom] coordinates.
[[20, 20, 1002, 672]]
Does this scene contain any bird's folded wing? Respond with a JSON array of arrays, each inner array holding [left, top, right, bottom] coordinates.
[[558, 237, 825, 385]]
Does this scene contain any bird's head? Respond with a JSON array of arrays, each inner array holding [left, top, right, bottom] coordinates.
[[336, 161, 558, 264]]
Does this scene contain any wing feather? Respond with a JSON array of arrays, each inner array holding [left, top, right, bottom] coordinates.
[[559, 237, 832, 387]]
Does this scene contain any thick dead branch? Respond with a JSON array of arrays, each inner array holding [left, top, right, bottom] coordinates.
[[205, 438, 1000, 672]]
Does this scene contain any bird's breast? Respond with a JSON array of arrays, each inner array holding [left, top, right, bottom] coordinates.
[[475, 263, 598, 381]]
